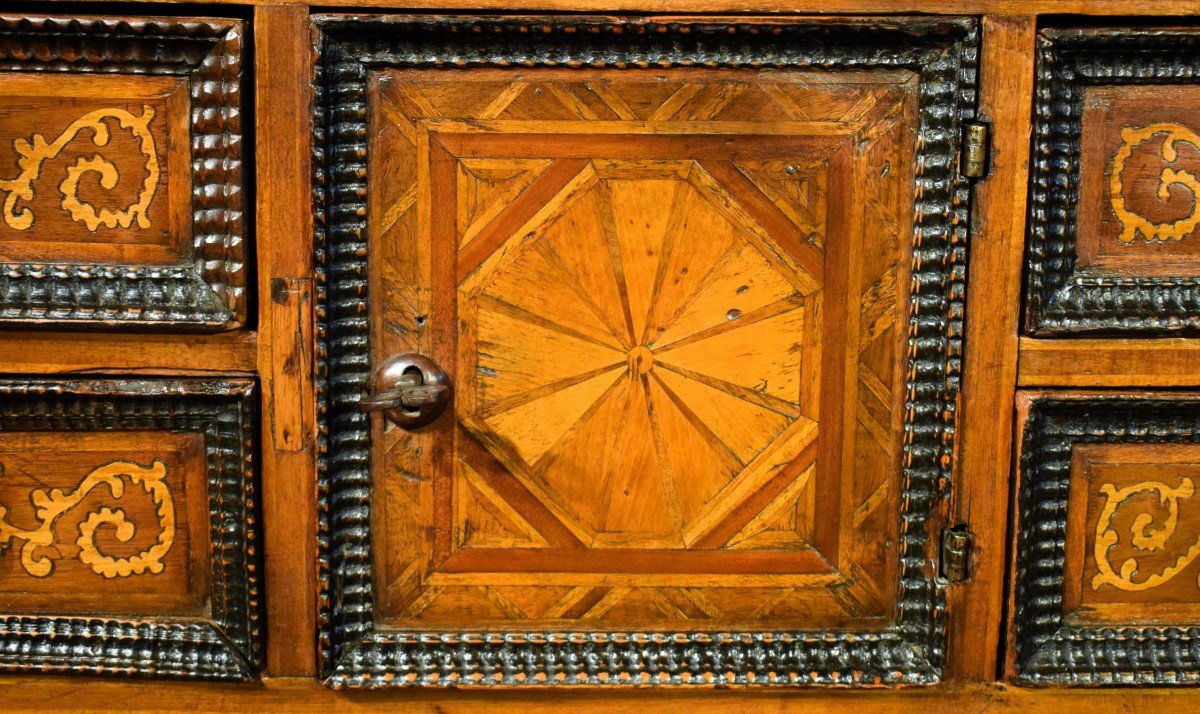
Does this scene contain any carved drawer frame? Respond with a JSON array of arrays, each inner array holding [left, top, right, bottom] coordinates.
[[1024, 28, 1200, 336], [1012, 392, 1200, 685], [0, 16, 247, 330], [0, 379, 262, 681], [313, 14, 979, 688]]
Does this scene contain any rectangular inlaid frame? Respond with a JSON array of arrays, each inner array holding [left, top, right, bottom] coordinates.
[[0, 379, 262, 681], [313, 14, 978, 688], [0, 15, 247, 330], [1011, 392, 1200, 686], [1024, 28, 1200, 336]]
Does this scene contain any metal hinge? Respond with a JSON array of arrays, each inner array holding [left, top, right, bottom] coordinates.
[[960, 122, 990, 179], [940, 526, 974, 583]]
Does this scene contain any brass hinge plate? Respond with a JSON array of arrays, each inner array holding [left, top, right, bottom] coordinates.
[[960, 122, 990, 179], [940, 526, 973, 583]]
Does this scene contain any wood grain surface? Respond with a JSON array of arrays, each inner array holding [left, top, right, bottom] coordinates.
[[368, 65, 915, 632], [0, 73, 189, 264], [947, 14, 1035, 683], [4, 0, 1200, 700], [6, 677, 1200, 711], [0, 431, 209, 617], [254, 4, 319, 677]]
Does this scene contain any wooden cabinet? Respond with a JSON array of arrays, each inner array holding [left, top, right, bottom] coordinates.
[[5, 3, 1200, 709]]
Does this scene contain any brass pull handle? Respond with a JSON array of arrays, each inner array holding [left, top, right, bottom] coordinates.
[[360, 353, 451, 430]]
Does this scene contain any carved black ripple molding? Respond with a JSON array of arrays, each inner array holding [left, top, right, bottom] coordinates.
[[1015, 394, 1200, 685], [0, 379, 262, 680]]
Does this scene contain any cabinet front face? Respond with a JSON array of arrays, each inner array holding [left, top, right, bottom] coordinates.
[[316, 15, 978, 687]]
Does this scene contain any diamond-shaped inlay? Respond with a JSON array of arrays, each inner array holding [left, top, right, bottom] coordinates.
[[461, 159, 821, 547]]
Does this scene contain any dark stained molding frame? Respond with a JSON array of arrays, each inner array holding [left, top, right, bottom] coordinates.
[[1013, 392, 1200, 685], [313, 14, 979, 688], [0, 378, 262, 681], [1025, 28, 1200, 336], [0, 15, 247, 331]]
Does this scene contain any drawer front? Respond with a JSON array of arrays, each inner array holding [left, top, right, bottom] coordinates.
[[315, 15, 979, 687], [1025, 27, 1200, 335], [0, 379, 260, 680], [1012, 392, 1200, 685], [0, 15, 246, 330]]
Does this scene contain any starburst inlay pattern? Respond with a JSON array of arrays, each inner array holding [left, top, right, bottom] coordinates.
[[461, 160, 820, 547]]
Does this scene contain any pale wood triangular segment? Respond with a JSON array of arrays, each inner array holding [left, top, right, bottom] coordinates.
[[653, 367, 791, 465], [536, 377, 680, 546], [604, 178, 681, 344], [538, 185, 631, 346], [485, 367, 624, 466], [725, 464, 816, 550], [474, 302, 625, 405], [642, 376, 738, 529], [455, 458, 550, 549], [638, 174, 751, 348], [458, 158, 552, 248], [655, 306, 806, 404], [652, 240, 798, 349], [477, 236, 623, 351], [682, 416, 819, 546], [603, 81, 690, 120], [735, 159, 827, 244]]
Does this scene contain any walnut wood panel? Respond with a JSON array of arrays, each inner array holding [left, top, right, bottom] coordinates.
[[0, 379, 261, 681], [1025, 27, 1200, 335], [0, 15, 247, 330], [0, 431, 210, 617], [1063, 443, 1200, 625], [0, 332, 257, 376], [1011, 391, 1200, 685], [315, 15, 977, 687], [1019, 338, 1200, 388], [0, 74, 189, 264], [946, 14, 1036, 683], [254, 3, 319, 676]]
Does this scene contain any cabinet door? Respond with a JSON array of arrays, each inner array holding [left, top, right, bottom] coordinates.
[[315, 15, 978, 687]]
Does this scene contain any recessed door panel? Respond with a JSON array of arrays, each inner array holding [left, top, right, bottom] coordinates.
[[315, 15, 978, 687], [369, 67, 914, 632]]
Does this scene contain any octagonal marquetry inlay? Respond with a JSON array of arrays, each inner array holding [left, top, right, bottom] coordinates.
[[461, 161, 818, 547]]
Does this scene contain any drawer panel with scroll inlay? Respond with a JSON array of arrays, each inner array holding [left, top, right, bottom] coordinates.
[[0, 15, 246, 330], [0, 379, 261, 681], [1025, 27, 1200, 335], [1011, 392, 1200, 686]]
